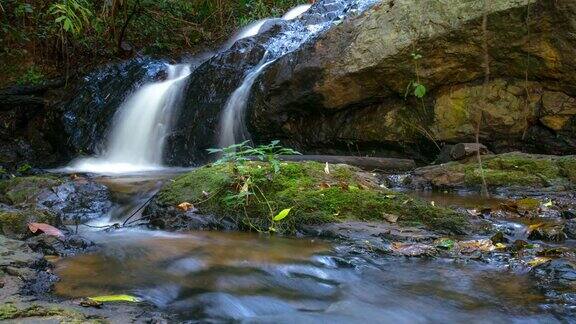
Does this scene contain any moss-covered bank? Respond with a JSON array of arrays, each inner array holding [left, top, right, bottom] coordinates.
[[0, 303, 105, 323], [154, 161, 468, 234], [410, 152, 576, 189], [0, 175, 62, 205]]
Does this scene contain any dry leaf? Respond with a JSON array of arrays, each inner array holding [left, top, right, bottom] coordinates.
[[28, 223, 64, 238], [391, 242, 436, 257], [456, 239, 495, 253], [177, 202, 194, 211]]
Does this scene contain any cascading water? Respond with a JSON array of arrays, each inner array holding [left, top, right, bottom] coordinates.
[[217, 0, 377, 148], [67, 64, 191, 174]]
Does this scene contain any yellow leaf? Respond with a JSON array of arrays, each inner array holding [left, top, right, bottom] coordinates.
[[273, 208, 292, 221], [88, 295, 141, 303], [495, 243, 507, 249], [527, 257, 551, 267]]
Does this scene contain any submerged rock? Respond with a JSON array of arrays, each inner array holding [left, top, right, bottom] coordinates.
[[144, 161, 468, 234]]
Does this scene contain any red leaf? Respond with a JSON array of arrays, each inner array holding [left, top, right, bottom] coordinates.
[[28, 223, 64, 238]]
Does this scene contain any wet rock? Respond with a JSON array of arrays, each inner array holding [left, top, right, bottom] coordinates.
[[451, 143, 491, 161], [531, 259, 576, 287], [561, 209, 576, 220], [0, 175, 112, 224], [527, 223, 567, 243], [563, 219, 576, 239], [490, 231, 508, 244], [0, 235, 42, 272], [26, 233, 96, 257], [145, 202, 237, 232]]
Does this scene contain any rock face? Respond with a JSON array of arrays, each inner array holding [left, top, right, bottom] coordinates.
[[62, 57, 171, 157], [249, 0, 576, 160], [0, 79, 71, 171]]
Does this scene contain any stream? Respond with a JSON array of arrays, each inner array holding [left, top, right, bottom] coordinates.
[[50, 173, 567, 323]]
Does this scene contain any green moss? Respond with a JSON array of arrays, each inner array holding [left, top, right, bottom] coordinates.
[[158, 161, 468, 234], [558, 156, 576, 182], [0, 176, 62, 205], [459, 153, 576, 187], [0, 209, 58, 238], [0, 303, 105, 323]]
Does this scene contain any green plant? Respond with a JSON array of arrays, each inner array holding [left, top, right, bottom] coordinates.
[[405, 52, 427, 99], [16, 163, 31, 174], [16, 66, 44, 85], [207, 140, 300, 232], [208, 140, 300, 174], [49, 0, 93, 36]]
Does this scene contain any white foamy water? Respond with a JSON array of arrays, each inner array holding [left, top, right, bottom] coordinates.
[[282, 4, 311, 20], [222, 19, 272, 51], [66, 65, 191, 174], [218, 61, 274, 148]]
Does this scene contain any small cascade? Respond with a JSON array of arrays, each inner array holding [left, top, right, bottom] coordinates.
[[282, 4, 312, 20], [217, 0, 377, 148], [67, 64, 191, 174]]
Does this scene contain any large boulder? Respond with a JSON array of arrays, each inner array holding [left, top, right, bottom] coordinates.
[[249, 0, 576, 159]]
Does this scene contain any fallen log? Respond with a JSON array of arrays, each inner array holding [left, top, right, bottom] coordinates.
[[274, 155, 416, 171]]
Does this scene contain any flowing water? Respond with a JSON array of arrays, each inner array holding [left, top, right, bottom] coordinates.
[[66, 65, 191, 174], [217, 0, 378, 148], [49, 174, 566, 323]]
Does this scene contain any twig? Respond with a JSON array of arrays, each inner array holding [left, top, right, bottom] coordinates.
[[122, 194, 156, 227]]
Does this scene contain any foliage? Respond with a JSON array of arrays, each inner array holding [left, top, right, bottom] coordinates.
[[207, 141, 301, 232], [16, 163, 32, 174], [49, 0, 94, 36], [0, 0, 306, 85], [16, 66, 45, 85], [208, 140, 301, 174]]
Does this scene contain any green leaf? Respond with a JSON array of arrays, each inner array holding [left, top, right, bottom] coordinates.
[[414, 84, 426, 98], [88, 295, 141, 303], [273, 208, 292, 222]]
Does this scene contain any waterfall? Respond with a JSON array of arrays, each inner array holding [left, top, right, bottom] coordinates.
[[217, 0, 377, 148], [67, 64, 191, 174]]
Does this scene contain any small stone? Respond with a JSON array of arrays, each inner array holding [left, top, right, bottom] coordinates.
[[490, 231, 508, 244], [561, 210, 576, 220]]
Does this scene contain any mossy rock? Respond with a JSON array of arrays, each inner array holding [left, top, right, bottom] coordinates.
[[0, 176, 63, 205], [156, 161, 468, 234], [0, 209, 58, 239], [0, 303, 105, 323], [415, 152, 576, 189]]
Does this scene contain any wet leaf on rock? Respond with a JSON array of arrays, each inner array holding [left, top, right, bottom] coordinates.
[[177, 202, 194, 212], [28, 223, 64, 238], [527, 257, 552, 268], [80, 298, 103, 308], [391, 242, 436, 257], [434, 238, 455, 250], [88, 295, 141, 303], [456, 239, 495, 253]]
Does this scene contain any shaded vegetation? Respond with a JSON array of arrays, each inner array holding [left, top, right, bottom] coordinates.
[[0, 0, 306, 86], [156, 161, 468, 234]]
